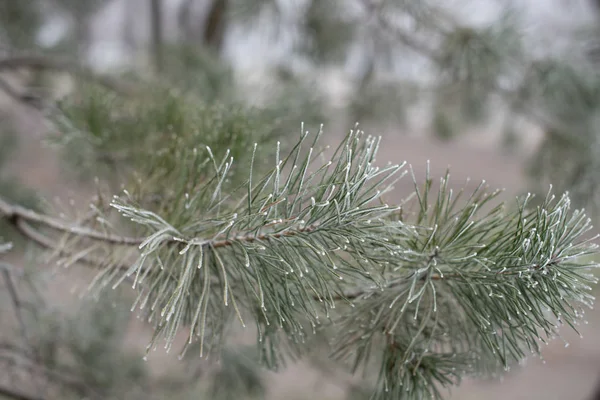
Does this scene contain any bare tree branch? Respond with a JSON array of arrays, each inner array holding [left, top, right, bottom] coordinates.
[[0, 196, 142, 246]]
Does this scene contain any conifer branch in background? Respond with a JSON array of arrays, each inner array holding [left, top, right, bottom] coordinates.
[[0, 54, 138, 95]]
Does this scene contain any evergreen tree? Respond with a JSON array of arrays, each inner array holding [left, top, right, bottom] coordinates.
[[2, 1, 600, 400]]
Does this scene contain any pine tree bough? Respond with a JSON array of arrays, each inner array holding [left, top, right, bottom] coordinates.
[[1, 128, 599, 400], [0, 54, 138, 95]]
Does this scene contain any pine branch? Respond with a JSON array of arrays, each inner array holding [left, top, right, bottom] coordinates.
[[0, 54, 138, 95], [356, 1, 585, 141], [0, 342, 106, 400], [359, 0, 442, 62], [1, 126, 598, 399], [331, 173, 598, 399], [108, 130, 598, 397]]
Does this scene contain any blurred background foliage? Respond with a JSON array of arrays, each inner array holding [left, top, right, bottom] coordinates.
[[3, 0, 600, 399]]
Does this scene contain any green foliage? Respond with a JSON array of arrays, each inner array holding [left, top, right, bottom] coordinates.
[[0, 0, 42, 47], [528, 123, 600, 215], [46, 47, 327, 225], [228, 0, 276, 23], [0, 261, 149, 399], [438, 20, 521, 87], [333, 177, 597, 399], [79, 129, 405, 365], [434, 15, 522, 126], [431, 108, 456, 141], [522, 60, 600, 213], [42, 125, 598, 399], [519, 60, 600, 126], [348, 80, 418, 128], [159, 44, 236, 101], [49, 85, 284, 214], [60, 294, 147, 393], [300, 0, 357, 65], [209, 347, 266, 400], [4, 2, 600, 399]]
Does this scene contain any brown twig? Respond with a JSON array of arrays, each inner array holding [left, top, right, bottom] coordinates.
[[0, 195, 324, 250], [16, 219, 132, 273], [0, 196, 142, 246]]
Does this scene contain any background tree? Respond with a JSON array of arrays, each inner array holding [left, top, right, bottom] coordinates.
[[2, 1, 600, 400]]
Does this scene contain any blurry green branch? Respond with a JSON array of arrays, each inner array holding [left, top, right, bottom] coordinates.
[[0, 54, 139, 95], [0, 254, 150, 399], [0, 341, 106, 400], [342, 0, 600, 214]]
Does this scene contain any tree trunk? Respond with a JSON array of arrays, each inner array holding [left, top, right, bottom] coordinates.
[[149, 0, 164, 74], [177, 0, 195, 43], [74, 10, 90, 60], [123, 0, 137, 54], [203, 0, 227, 54]]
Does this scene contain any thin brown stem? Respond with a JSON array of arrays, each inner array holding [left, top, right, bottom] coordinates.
[[0, 197, 142, 245], [0, 195, 322, 249], [16, 219, 131, 273]]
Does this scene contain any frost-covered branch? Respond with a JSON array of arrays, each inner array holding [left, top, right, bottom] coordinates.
[[1, 125, 598, 399]]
